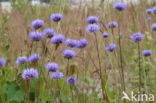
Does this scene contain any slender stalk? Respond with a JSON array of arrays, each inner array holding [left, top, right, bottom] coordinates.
[[66, 59, 70, 76]]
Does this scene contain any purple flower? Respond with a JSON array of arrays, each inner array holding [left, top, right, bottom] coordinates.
[[76, 38, 88, 48], [50, 34, 65, 44], [65, 39, 78, 48], [107, 21, 118, 28], [31, 19, 44, 30], [0, 58, 6, 68], [113, 2, 127, 11], [145, 8, 153, 14], [29, 31, 43, 41], [28, 54, 41, 63], [152, 6, 156, 14], [86, 24, 100, 34], [142, 50, 152, 57], [106, 43, 117, 52], [130, 32, 144, 42], [62, 49, 77, 59], [145, 17, 152, 22], [102, 32, 110, 38], [151, 23, 156, 31], [43, 28, 56, 38], [16, 56, 27, 65], [22, 68, 39, 80], [86, 16, 99, 24], [50, 13, 63, 22], [50, 72, 64, 79], [67, 77, 77, 85], [45, 62, 59, 72]]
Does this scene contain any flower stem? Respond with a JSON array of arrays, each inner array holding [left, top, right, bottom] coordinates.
[[138, 42, 142, 95]]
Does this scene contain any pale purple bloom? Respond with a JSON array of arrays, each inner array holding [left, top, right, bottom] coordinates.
[[151, 23, 156, 30], [31, 19, 44, 30], [86, 24, 100, 34], [67, 77, 77, 85], [16, 56, 27, 65], [45, 62, 59, 72], [22, 68, 39, 80], [50, 13, 63, 22], [76, 38, 88, 48], [28, 54, 41, 63], [62, 49, 77, 59], [102, 32, 110, 38], [130, 32, 144, 42], [50, 72, 64, 79], [107, 21, 118, 28], [145, 17, 152, 22], [142, 50, 152, 56], [50, 34, 65, 44], [65, 39, 78, 48], [29, 31, 43, 41], [0, 58, 6, 68], [152, 6, 156, 14], [106, 43, 117, 52], [113, 2, 127, 11], [86, 16, 99, 24], [43, 28, 56, 38], [145, 8, 153, 14]]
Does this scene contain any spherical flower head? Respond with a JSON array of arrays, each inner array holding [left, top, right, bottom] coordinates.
[[22, 68, 39, 80], [151, 23, 156, 31], [29, 31, 43, 41], [65, 39, 78, 48], [76, 38, 88, 48], [86, 24, 100, 34], [50, 13, 63, 22], [50, 34, 65, 44], [152, 6, 156, 14], [67, 77, 77, 85], [113, 2, 127, 11], [0, 58, 6, 68], [145, 17, 152, 22], [142, 50, 152, 57], [45, 62, 59, 72], [145, 8, 153, 14], [62, 49, 77, 59], [50, 72, 63, 79], [102, 32, 110, 38], [31, 19, 44, 30], [130, 32, 144, 42], [107, 21, 118, 28], [106, 43, 117, 52], [86, 16, 99, 24], [43, 28, 56, 38], [28, 54, 41, 63], [16, 56, 27, 65]]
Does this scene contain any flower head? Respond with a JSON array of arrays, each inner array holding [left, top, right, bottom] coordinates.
[[50, 13, 63, 22], [50, 34, 65, 44], [67, 77, 77, 85], [29, 31, 43, 41], [86, 24, 100, 34], [76, 38, 88, 48], [50, 72, 64, 79], [152, 6, 156, 14], [43, 28, 56, 38], [142, 50, 152, 57], [62, 49, 77, 59], [107, 21, 118, 28], [65, 39, 78, 48], [45, 62, 59, 72], [151, 23, 156, 31], [22, 68, 39, 80], [106, 43, 117, 52], [113, 2, 127, 11], [102, 32, 110, 38], [145, 17, 152, 22], [16, 56, 27, 65], [86, 16, 99, 24], [31, 19, 44, 30], [28, 54, 41, 63], [130, 32, 144, 42], [145, 8, 153, 14], [0, 58, 6, 68]]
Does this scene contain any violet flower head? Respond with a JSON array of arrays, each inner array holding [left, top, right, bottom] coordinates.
[[43, 28, 56, 38], [77, 38, 88, 48], [86, 24, 100, 34], [45, 62, 59, 72], [106, 43, 117, 52], [29, 31, 43, 41], [86, 16, 99, 24], [50, 13, 63, 22], [151, 23, 156, 31], [31, 19, 44, 30], [113, 2, 127, 11], [16, 56, 27, 65], [102, 32, 110, 38], [145, 8, 153, 14], [65, 39, 78, 48], [145, 17, 152, 22], [152, 6, 156, 14], [62, 49, 77, 59], [130, 32, 144, 42], [22, 68, 39, 80], [28, 54, 41, 63], [67, 77, 77, 85], [0, 58, 6, 68], [107, 21, 118, 28], [50, 34, 65, 44], [50, 72, 64, 79], [142, 50, 152, 57]]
